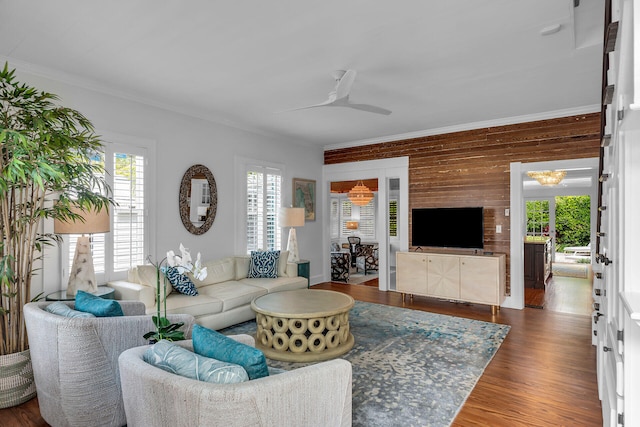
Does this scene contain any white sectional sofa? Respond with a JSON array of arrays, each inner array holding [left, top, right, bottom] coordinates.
[[108, 253, 308, 330]]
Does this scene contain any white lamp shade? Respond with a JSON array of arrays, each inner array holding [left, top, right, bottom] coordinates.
[[280, 207, 305, 227], [54, 204, 110, 235]]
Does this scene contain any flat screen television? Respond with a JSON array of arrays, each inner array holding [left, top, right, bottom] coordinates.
[[412, 207, 484, 249]]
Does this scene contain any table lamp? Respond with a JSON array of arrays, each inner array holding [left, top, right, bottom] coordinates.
[[280, 207, 305, 262], [54, 204, 110, 295], [346, 221, 359, 233]]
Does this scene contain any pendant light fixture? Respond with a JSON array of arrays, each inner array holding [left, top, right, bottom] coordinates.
[[527, 170, 567, 186], [348, 180, 374, 206]]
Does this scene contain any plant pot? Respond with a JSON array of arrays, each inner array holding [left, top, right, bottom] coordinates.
[[0, 349, 37, 408]]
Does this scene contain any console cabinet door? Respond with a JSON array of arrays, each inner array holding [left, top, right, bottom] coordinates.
[[396, 253, 427, 294], [460, 256, 499, 305], [427, 255, 460, 299]]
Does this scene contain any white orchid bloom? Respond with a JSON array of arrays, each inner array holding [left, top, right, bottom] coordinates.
[[192, 252, 208, 281], [166, 250, 177, 267], [165, 244, 207, 280], [179, 243, 192, 266]]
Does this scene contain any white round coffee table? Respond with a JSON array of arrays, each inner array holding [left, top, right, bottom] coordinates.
[[251, 289, 355, 362]]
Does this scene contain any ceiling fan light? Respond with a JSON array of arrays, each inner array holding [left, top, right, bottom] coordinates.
[[348, 180, 374, 206], [527, 170, 567, 186]]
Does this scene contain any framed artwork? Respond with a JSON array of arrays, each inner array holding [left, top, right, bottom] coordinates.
[[293, 178, 316, 221]]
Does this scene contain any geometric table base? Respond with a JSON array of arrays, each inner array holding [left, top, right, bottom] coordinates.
[[251, 289, 355, 362], [255, 311, 354, 362]]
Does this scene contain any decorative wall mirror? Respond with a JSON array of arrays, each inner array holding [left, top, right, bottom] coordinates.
[[179, 164, 217, 235]]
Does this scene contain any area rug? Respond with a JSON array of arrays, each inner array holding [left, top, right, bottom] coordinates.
[[220, 301, 510, 427], [348, 272, 378, 285], [553, 262, 591, 279]]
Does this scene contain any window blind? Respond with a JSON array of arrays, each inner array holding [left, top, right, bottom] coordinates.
[[246, 166, 282, 253]]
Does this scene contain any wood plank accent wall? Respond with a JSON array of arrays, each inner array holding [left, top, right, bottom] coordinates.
[[324, 113, 602, 294]]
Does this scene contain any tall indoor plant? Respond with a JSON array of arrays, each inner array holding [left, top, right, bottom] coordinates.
[[0, 63, 112, 407]]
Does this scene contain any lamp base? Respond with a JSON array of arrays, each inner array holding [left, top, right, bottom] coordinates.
[[66, 235, 98, 296], [287, 227, 300, 263]]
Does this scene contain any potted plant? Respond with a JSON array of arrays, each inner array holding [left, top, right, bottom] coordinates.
[[0, 63, 112, 407], [144, 244, 207, 343]]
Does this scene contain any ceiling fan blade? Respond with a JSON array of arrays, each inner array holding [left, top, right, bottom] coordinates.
[[335, 69, 356, 100], [277, 97, 336, 113], [345, 102, 392, 115]]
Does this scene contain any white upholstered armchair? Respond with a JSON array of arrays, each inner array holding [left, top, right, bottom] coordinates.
[[118, 335, 353, 427], [23, 301, 195, 427]]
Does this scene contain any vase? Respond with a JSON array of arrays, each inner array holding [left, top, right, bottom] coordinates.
[[0, 349, 37, 408]]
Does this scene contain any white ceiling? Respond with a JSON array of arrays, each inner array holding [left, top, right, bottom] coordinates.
[[0, 0, 604, 148]]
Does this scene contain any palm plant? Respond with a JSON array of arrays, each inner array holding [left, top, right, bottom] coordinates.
[[0, 63, 112, 356]]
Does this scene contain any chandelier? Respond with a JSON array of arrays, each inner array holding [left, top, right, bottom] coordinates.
[[527, 170, 567, 186], [348, 180, 374, 206]]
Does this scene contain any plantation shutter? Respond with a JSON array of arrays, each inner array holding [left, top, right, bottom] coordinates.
[[330, 198, 340, 239], [340, 200, 353, 236], [246, 166, 282, 253], [112, 152, 145, 271], [339, 197, 376, 240], [359, 199, 376, 240], [65, 149, 146, 280]]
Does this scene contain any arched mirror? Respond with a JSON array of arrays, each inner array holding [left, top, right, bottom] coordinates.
[[179, 164, 217, 235]]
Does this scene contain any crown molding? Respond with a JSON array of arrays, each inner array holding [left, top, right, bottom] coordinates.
[[322, 105, 601, 151]]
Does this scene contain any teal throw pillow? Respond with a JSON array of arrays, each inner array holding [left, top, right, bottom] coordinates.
[[192, 324, 269, 380], [74, 290, 124, 317], [161, 266, 198, 296], [247, 250, 280, 279], [45, 301, 96, 318], [143, 340, 249, 384]]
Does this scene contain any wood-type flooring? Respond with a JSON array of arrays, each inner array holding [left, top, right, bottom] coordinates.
[[1, 281, 601, 427]]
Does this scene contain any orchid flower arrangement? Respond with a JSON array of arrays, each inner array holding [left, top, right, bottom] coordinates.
[[167, 243, 208, 281], [144, 244, 207, 342]]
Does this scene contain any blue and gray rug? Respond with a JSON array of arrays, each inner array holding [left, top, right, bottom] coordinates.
[[221, 301, 510, 427]]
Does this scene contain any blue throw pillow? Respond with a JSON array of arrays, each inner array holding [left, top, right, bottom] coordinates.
[[74, 290, 124, 317], [45, 301, 96, 318], [161, 266, 198, 296], [247, 250, 280, 279], [143, 340, 248, 384], [192, 324, 269, 380]]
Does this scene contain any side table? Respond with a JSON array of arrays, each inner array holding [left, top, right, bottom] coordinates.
[[45, 285, 115, 301], [297, 259, 310, 288]]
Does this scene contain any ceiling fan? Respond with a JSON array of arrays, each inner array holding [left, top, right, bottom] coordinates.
[[286, 70, 392, 115]]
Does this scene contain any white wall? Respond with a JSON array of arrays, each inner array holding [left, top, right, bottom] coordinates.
[[14, 69, 324, 296]]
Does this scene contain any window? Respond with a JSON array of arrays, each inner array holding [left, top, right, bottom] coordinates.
[[358, 201, 376, 239], [389, 199, 398, 237], [246, 166, 282, 253], [526, 200, 550, 239], [64, 142, 149, 282], [339, 199, 353, 236], [330, 198, 340, 239], [112, 152, 146, 271], [332, 196, 376, 240]]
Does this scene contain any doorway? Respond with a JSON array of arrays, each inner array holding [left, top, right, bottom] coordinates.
[[524, 196, 592, 313], [508, 157, 598, 310], [323, 157, 409, 291], [329, 179, 380, 287]]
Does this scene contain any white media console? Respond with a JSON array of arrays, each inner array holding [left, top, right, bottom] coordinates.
[[396, 251, 506, 314]]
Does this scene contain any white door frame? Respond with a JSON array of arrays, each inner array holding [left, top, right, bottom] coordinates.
[[507, 157, 599, 309], [323, 157, 409, 291]]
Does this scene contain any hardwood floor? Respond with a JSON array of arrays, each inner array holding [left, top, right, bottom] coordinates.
[[1, 282, 602, 427], [525, 271, 594, 316], [319, 282, 602, 426]]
